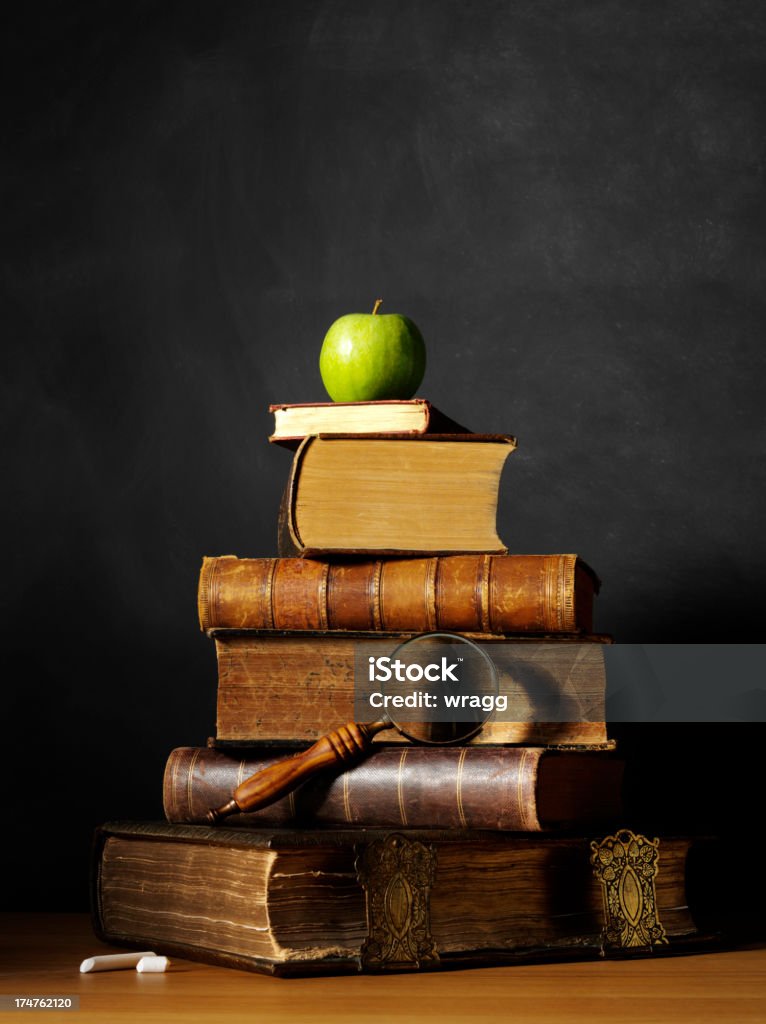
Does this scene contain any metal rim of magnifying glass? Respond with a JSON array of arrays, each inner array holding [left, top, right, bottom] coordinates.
[[382, 631, 500, 746]]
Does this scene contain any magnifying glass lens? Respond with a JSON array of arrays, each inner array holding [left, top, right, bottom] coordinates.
[[380, 633, 499, 746]]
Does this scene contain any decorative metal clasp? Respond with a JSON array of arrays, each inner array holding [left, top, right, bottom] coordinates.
[[591, 829, 669, 951], [356, 833, 440, 971]]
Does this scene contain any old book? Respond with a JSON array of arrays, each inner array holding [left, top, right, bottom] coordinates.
[[269, 399, 469, 448], [163, 745, 624, 830], [198, 554, 600, 635], [93, 821, 709, 976], [211, 632, 611, 746], [280, 434, 516, 557]]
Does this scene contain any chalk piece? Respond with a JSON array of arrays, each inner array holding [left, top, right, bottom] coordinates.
[[79, 951, 156, 973], [136, 955, 170, 973]]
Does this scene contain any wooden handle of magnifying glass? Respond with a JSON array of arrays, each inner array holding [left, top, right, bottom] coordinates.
[[206, 719, 392, 824]]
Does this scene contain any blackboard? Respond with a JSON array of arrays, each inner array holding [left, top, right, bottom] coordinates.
[[3, 0, 765, 910]]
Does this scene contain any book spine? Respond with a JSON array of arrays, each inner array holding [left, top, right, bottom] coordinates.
[[163, 746, 545, 830], [198, 554, 596, 633]]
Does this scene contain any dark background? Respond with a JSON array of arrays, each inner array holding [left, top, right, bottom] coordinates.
[[3, 1, 765, 911]]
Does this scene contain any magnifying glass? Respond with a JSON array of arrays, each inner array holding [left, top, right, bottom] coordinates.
[[206, 632, 499, 825]]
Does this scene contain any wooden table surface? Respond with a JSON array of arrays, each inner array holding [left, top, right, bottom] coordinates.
[[2, 914, 765, 1023]]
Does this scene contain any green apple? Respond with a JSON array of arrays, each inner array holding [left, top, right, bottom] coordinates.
[[319, 299, 426, 402]]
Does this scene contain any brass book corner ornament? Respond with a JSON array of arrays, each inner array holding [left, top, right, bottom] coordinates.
[[591, 829, 669, 951], [356, 833, 439, 971]]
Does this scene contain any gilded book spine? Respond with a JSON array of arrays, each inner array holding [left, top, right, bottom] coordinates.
[[198, 554, 598, 634]]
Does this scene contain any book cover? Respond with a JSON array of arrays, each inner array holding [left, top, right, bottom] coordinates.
[[163, 745, 625, 830], [268, 398, 470, 447]]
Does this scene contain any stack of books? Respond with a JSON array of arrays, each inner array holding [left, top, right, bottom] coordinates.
[[92, 399, 717, 975]]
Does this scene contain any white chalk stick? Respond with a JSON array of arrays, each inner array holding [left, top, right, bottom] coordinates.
[[136, 955, 170, 973], [79, 951, 156, 973]]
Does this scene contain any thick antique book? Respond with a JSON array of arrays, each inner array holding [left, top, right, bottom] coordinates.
[[93, 821, 711, 976], [269, 399, 469, 448], [211, 632, 611, 746], [163, 745, 624, 830], [279, 433, 516, 557], [198, 554, 599, 635]]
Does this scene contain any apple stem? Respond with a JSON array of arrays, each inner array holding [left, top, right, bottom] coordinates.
[[372, 298, 383, 315]]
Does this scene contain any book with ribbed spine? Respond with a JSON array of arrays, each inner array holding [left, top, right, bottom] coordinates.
[[163, 745, 624, 831], [198, 553, 599, 635]]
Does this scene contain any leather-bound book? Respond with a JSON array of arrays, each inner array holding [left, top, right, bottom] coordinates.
[[269, 398, 469, 449], [163, 745, 624, 831], [198, 554, 600, 635], [93, 821, 714, 976], [210, 633, 611, 747], [278, 433, 516, 557]]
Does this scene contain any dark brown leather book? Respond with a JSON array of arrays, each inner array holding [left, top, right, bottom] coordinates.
[[163, 745, 624, 830], [211, 632, 611, 746], [198, 554, 599, 635], [280, 433, 517, 557], [269, 398, 469, 449], [93, 821, 710, 976]]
